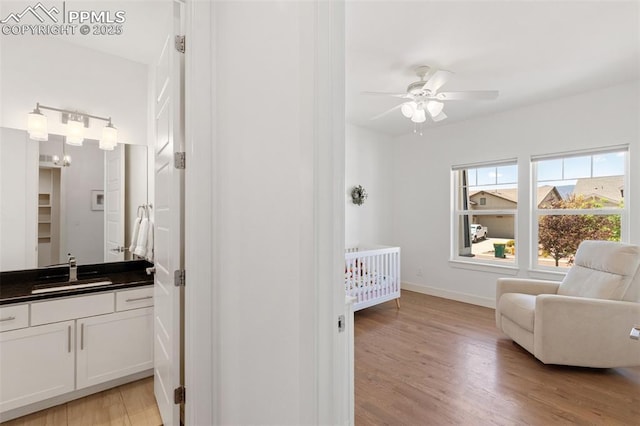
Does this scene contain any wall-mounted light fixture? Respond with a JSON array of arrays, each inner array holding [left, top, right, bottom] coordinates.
[[52, 137, 72, 167], [27, 103, 118, 150]]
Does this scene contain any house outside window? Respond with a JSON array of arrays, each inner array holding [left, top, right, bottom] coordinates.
[[532, 147, 628, 270], [452, 160, 518, 265]]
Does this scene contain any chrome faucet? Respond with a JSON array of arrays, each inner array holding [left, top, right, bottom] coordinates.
[[68, 255, 77, 282]]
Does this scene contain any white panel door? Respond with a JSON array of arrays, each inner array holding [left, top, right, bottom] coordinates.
[[0, 321, 75, 413], [105, 145, 125, 262], [76, 308, 154, 389], [154, 3, 184, 425]]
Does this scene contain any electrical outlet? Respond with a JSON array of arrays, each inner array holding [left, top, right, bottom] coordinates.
[[417, 268, 423, 277]]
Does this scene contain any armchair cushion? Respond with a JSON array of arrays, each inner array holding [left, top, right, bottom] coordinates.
[[498, 293, 535, 332], [557, 241, 640, 300]]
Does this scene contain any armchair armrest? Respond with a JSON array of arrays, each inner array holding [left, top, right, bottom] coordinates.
[[495, 278, 561, 327], [534, 295, 640, 367], [496, 278, 560, 301]]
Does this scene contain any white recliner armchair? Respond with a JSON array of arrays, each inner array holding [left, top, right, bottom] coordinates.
[[495, 240, 640, 368]]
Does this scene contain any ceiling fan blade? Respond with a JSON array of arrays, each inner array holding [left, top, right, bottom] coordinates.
[[435, 91, 499, 101], [370, 103, 403, 121], [422, 70, 453, 93], [431, 111, 447, 122], [362, 91, 410, 98]]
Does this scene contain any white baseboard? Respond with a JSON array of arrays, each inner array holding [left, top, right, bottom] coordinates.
[[401, 281, 495, 309]]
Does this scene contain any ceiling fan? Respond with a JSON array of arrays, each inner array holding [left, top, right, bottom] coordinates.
[[366, 65, 499, 125]]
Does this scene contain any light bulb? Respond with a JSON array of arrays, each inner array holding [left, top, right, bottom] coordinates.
[[66, 118, 85, 146], [100, 122, 118, 150], [401, 102, 416, 118], [411, 108, 426, 123], [27, 108, 48, 141], [426, 101, 444, 117]]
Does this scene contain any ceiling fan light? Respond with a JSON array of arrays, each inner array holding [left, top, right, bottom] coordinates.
[[401, 102, 416, 118], [27, 108, 48, 141], [411, 109, 426, 123], [426, 101, 444, 117]]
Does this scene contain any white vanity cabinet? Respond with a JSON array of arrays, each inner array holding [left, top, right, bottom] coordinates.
[[0, 285, 153, 419], [0, 320, 75, 412], [76, 306, 153, 389]]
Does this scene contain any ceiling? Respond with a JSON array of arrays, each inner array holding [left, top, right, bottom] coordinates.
[[0, 0, 170, 65], [346, 1, 640, 136], [57, 0, 170, 65], [3, 1, 637, 133]]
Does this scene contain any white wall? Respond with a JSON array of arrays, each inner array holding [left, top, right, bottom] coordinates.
[[345, 124, 394, 248], [63, 141, 104, 265], [0, 128, 38, 271], [0, 37, 147, 145], [392, 81, 640, 307], [195, 2, 346, 424]]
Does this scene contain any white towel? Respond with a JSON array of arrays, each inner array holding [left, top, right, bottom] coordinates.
[[145, 220, 154, 261], [129, 217, 141, 253], [133, 217, 149, 257]]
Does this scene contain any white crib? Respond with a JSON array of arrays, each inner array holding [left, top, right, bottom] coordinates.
[[345, 246, 401, 311]]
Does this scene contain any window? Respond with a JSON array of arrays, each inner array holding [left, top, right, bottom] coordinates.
[[532, 147, 628, 269], [452, 160, 518, 264]]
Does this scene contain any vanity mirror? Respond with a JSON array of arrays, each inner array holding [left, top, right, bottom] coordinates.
[[0, 2, 168, 273], [0, 127, 148, 271]]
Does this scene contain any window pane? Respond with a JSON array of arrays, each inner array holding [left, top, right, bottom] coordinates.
[[537, 214, 621, 268], [593, 152, 626, 177], [467, 169, 477, 187], [496, 165, 517, 184], [476, 167, 497, 186], [572, 175, 624, 208], [470, 185, 517, 210], [563, 156, 591, 179], [454, 161, 518, 265], [537, 159, 562, 181], [536, 184, 563, 208], [457, 214, 515, 263]]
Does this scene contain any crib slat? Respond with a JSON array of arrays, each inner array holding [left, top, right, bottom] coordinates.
[[344, 246, 400, 311]]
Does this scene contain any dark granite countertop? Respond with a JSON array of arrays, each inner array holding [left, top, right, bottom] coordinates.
[[0, 260, 154, 305]]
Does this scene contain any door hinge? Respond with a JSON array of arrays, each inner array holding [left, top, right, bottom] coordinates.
[[174, 386, 186, 404], [338, 315, 345, 333], [174, 152, 186, 169], [175, 35, 185, 53], [174, 269, 186, 287]]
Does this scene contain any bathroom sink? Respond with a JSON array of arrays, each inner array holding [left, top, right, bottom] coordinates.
[[31, 278, 113, 294]]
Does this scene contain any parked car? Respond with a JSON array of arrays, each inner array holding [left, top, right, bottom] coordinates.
[[470, 224, 488, 242]]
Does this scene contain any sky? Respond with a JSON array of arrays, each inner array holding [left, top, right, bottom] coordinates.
[[465, 151, 625, 191]]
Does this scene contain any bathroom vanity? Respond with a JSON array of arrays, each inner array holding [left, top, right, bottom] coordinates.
[[0, 260, 154, 421]]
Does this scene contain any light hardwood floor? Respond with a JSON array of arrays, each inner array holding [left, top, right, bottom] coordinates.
[[5, 291, 639, 425], [355, 290, 640, 425], [1, 377, 161, 426]]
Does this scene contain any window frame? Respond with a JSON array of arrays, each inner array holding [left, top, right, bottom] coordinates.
[[531, 146, 629, 272], [451, 159, 519, 268]]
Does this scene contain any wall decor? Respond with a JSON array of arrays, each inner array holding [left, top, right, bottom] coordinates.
[[351, 185, 368, 206], [91, 190, 104, 211]]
